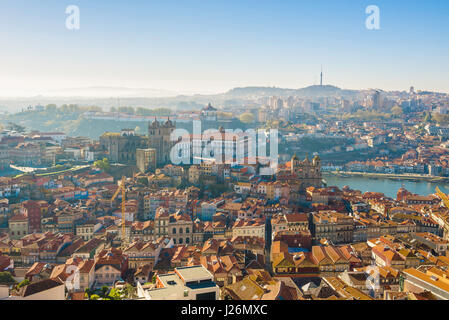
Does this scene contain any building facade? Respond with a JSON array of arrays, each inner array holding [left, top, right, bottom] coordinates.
[[148, 119, 176, 168], [136, 148, 157, 173]]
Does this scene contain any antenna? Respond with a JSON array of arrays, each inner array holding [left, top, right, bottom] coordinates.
[[320, 65, 323, 86]]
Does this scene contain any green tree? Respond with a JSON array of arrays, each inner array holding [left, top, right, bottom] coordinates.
[[432, 113, 449, 125], [123, 284, 136, 299], [118, 106, 135, 114], [239, 113, 255, 124], [391, 105, 403, 117], [84, 288, 93, 299], [7, 122, 26, 133], [45, 104, 58, 113], [94, 158, 111, 172], [217, 112, 234, 120], [17, 279, 30, 288], [100, 286, 110, 298], [0, 272, 16, 285], [108, 288, 122, 300]]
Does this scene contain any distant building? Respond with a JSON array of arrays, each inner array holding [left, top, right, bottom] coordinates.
[[100, 129, 147, 165], [201, 103, 218, 121]]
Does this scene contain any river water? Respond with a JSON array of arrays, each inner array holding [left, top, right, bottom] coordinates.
[[323, 173, 449, 199], [2, 166, 449, 199]]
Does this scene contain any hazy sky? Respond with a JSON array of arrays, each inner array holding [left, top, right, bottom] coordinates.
[[0, 0, 448, 96]]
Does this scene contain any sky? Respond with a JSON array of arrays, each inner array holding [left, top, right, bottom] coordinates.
[[0, 0, 448, 96]]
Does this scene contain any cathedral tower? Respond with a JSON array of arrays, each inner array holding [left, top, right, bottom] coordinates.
[[148, 117, 176, 167]]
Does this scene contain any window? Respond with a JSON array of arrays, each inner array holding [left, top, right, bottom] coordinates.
[[196, 292, 216, 300], [172, 228, 176, 234]]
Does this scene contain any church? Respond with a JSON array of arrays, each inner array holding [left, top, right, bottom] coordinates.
[[277, 153, 322, 193], [100, 129, 147, 165], [148, 118, 176, 168]]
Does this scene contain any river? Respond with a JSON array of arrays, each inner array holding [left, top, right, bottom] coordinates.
[[323, 173, 449, 199]]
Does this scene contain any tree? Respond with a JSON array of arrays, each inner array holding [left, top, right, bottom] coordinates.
[[100, 286, 109, 298], [17, 279, 30, 288], [123, 284, 136, 299], [45, 104, 58, 113], [432, 113, 449, 125], [118, 106, 135, 114], [94, 158, 111, 172], [84, 288, 93, 299], [217, 112, 234, 120], [108, 288, 122, 300], [391, 105, 403, 117], [0, 272, 16, 285], [239, 113, 255, 124], [7, 122, 26, 133]]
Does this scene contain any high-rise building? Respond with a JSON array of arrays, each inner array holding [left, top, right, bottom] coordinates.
[[372, 90, 383, 110]]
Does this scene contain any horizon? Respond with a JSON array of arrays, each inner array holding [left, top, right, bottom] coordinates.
[[0, 82, 442, 100], [1, 0, 449, 97]]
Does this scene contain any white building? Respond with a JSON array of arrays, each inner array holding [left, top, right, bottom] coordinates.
[[137, 266, 219, 300]]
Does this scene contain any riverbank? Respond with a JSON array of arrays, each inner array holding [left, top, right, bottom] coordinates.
[[323, 173, 449, 199], [323, 171, 449, 183], [1, 165, 91, 178]]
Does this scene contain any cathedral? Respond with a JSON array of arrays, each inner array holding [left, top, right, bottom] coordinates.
[[148, 118, 176, 168], [277, 153, 322, 193], [100, 129, 147, 165], [290, 153, 322, 188]]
